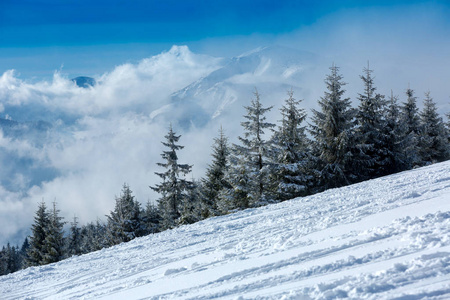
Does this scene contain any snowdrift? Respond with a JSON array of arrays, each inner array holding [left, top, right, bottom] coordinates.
[[1, 161, 450, 299]]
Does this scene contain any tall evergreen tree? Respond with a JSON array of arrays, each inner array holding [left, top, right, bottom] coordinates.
[[179, 179, 202, 225], [0, 246, 7, 275], [0, 244, 19, 275], [400, 87, 422, 167], [418, 91, 449, 163], [80, 220, 107, 253], [26, 201, 50, 267], [151, 125, 193, 230], [310, 64, 356, 190], [200, 126, 231, 218], [141, 201, 160, 235], [270, 89, 312, 200], [217, 155, 252, 213], [42, 202, 65, 265], [106, 184, 143, 246], [382, 91, 410, 173], [66, 216, 82, 257], [354, 65, 389, 178], [19, 237, 30, 269], [446, 112, 450, 144], [231, 89, 275, 207]]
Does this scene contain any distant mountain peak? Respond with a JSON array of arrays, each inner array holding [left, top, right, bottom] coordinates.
[[165, 45, 318, 127], [71, 76, 96, 88]]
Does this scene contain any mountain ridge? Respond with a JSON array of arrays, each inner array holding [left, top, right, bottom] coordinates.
[[165, 45, 318, 127]]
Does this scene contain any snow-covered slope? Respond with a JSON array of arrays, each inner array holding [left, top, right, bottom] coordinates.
[[1, 161, 450, 299]]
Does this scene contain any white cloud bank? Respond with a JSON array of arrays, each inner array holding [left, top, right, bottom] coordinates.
[[0, 46, 225, 245]]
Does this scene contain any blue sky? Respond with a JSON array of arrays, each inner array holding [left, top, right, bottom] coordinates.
[[0, 0, 449, 78], [2, 0, 441, 46]]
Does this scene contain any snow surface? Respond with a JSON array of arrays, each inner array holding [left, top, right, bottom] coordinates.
[[1, 161, 450, 299]]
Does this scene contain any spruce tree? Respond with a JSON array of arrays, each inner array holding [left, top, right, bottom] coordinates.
[[354, 65, 389, 178], [270, 89, 312, 200], [232, 89, 275, 206], [7, 244, 19, 274], [141, 201, 160, 235], [18, 237, 29, 270], [418, 91, 449, 163], [106, 184, 143, 246], [382, 91, 410, 173], [26, 201, 50, 267], [94, 220, 108, 250], [446, 112, 450, 144], [179, 179, 202, 225], [80, 220, 106, 253], [0, 246, 7, 275], [310, 64, 356, 190], [42, 202, 65, 265], [66, 216, 82, 257], [217, 155, 252, 213], [0, 244, 19, 275], [200, 127, 231, 218], [151, 125, 193, 230], [400, 88, 422, 167]]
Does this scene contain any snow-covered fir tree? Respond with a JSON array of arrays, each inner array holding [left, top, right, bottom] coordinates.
[[230, 89, 275, 207], [0, 243, 20, 275], [0, 247, 6, 275], [400, 87, 422, 167], [151, 125, 193, 230], [106, 184, 143, 246], [141, 201, 160, 235], [80, 220, 107, 253], [217, 155, 252, 213], [446, 112, 450, 144], [418, 91, 449, 164], [270, 89, 312, 200], [353, 65, 389, 179], [66, 216, 82, 257], [310, 64, 356, 190], [200, 127, 231, 218], [179, 179, 202, 225], [41, 202, 65, 265], [26, 201, 50, 267], [18, 238, 29, 269], [0, 246, 9, 275], [382, 91, 410, 173]]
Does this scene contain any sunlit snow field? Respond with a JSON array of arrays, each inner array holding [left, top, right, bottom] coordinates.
[[1, 161, 450, 299]]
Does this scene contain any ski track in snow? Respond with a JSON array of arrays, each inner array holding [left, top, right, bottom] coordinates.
[[1, 161, 450, 299]]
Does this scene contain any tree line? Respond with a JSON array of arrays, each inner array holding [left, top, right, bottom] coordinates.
[[2, 64, 449, 275]]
